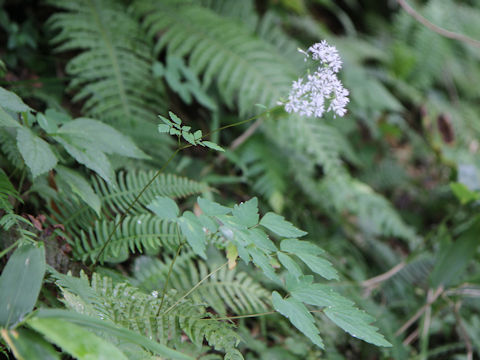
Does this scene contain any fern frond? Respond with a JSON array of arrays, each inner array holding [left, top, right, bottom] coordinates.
[[94, 171, 210, 216], [132, 256, 271, 315], [46, 0, 165, 124], [51, 170, 209, 237], [134, 0, 296, 115], [269, 115, 359, 175], [0, 128, 24, 169], [58, 272, 243, 357], [73, 214, 183, 262]]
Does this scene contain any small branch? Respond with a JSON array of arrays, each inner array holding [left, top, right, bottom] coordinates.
[[396, 286, 443, 336], [362, 261, 406, 295], [396, 0, 480, 48], [157, 241, 184, 315], [452, 301, 473, 360], [215, 117, 264, 166], [163, 262, 228, 315]]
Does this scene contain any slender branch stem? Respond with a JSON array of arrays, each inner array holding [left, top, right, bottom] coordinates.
[[0, 239, 21, 259], [397, 0, 480, 48], [157, 241, 184, 315], [201, 309, 324, 322], [90, 106, 281, 269], [91, 148, 181, 267], [162, 262, 228, 315], [396, 286, 443, 336]]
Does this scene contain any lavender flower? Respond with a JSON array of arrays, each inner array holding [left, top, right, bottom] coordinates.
[[284, 41, 349, 118]]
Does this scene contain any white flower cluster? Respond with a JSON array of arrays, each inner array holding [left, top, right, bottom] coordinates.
[[285, 40, 349, 118]]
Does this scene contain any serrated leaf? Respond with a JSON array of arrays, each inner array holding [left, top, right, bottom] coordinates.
[[280, 239, 323, 255], [55, 135, 114, 185], [169, 111, 182, 125], [277, 253, 303, 278], [56, 166, 101, 215], [57, 118, 149, 159], [193, 130, 202, 140], [248, 247, 280, 284], [158, 124, 171, 133], [197, 197, 231, 216], [0, 243, 46, 328], [182, 131, 196, 145], [178, 211, 206, 259], [324, 305, 391, 347], [27, 317, 129, 360], [248, 228, 277, 253], [260, 213, 307, 238], [272, 291, 324, 348], [202, 141, 225, 152], [16, 128, 58, 178], [0, 87, 32, 113], [232, 198, 259, 227], [0, 107, 21, 128], [289, 281, 354, 308], [147, 196, 179, 220], [297, 253, 338, 280], [158, 115, 172, 126], [37, 113, 58, 134]]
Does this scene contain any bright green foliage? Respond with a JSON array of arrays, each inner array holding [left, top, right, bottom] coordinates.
[[0, 243, 46, 328], [28, 317, 128, 360], [158, 111, 225, 151]]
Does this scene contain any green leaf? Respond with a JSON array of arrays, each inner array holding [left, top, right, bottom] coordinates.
[[324, 306, 391, 347], [297, 253, 338, 280], [55, 135, 115, 185], [232, 198, 259, 227], [280, 239, 323, 255], [0, 87, 32, 113], [158, 115, 172, 126], [169, 111, 182, 125], [260, 213, 307, 238], [248, 228, 277, 253], [271, 291, 324, 348], [178, 211, 206, 258], [55, 166, 101, 215], [1, 328, 60, 360], [248, 247, 280, 284], [27, 317, 128, 360], [289, 281, 354, 308], [450, 182, 480, 205], [197, 197, 231, 216], [0, 107, 21, 128], [57, 118, 149, 159], [147, 196, 179, 220], [158, 124, 171, 133], [0, 243, 46, 328], [182, 131, 196, 145], [202, 140, 225, 152], [33, 309, 195, 360], [17, 128, 58, 178], [37, 113, 58, 134], [277, 253, 303, 278], [430, 219, 480, 288]]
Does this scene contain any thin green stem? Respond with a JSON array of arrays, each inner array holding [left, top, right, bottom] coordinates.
[[157, 240, 184, 315], [90, 105, 280, 269], [162, 262, 228, 315], [0, 239, 21, 259], [90, 148, 181, 268], [200, 309, 324, 322]]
